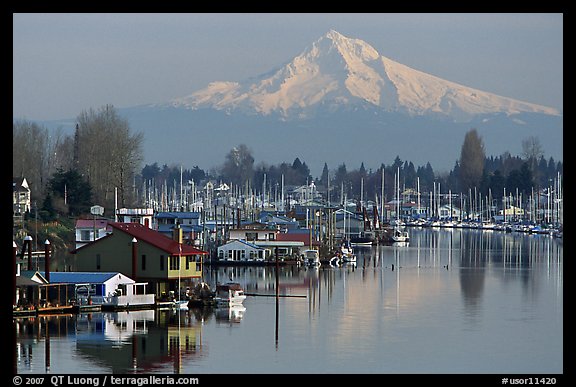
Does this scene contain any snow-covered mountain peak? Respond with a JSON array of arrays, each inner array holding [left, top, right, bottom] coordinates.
[[168, 30, 560, 121], [314, 29, 380, 62]]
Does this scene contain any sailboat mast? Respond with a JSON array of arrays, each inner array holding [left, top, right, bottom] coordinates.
[[381, 167, 385, 225], [396, 167, 400, 224], [417, 177, 420, 220]]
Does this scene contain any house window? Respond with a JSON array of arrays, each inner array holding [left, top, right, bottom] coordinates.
[[96, 254, 101, 270], [142, 255, 146, 271], [241, 250, 246, 259], [81, 230, 91, 241], [186, 256, 190, 270], [169, 255, 180, 270], [246, 232, 258, 241], [269, 233, 275, 240], [160, 255, 165, 271]]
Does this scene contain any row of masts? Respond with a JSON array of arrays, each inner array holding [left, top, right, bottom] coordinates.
[[133, 166, 563, 226]]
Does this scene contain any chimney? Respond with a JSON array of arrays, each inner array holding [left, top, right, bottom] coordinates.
[[172, 224, 183, 244], [131, 238, 138, 281]]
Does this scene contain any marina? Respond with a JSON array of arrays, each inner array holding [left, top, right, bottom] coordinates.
[[13, 228, 562, 374], [12, 14, 563, 379]]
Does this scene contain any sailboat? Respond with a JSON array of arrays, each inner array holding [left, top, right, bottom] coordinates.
[[391, 168, 409, 243]]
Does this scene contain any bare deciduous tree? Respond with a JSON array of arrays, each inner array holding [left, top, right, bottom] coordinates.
[[75, 105, 143, 210]]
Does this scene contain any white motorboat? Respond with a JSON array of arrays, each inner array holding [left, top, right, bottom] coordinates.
[[214, 282, 247, 307], [173, 299, 189, 310], [303, 249, 321, 266], [339, 240, 357, 262], [391, 227, 410, 243]]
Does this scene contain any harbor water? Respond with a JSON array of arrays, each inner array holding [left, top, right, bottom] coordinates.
[[14, 228, 563, 374]]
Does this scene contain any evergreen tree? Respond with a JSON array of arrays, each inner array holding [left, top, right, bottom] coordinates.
[[458, 129, 485, 192], [39, 192, 57, 222], [319, 163, 329, 186], [47, 168, 93, 216]]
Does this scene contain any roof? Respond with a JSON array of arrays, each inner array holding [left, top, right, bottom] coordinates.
[[260, 213, 297, 225], [38, 271, 126, 284], [13, 177, 29, 192], [75, 219, 110, 229], [276, 232, 320, 246], [16, 276, 40, 286], [157, 224, 203, 234], [230, 221, 275, 231], [155, 211, 200, 220], [220, 239, 264, 250], [109, 222, 208, 255], [19, 270, 48, 284]]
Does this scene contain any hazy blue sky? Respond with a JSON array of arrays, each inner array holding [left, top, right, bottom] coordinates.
[[13, 13, 562, 121]]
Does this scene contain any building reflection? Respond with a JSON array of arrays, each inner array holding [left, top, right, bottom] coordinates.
[[14, 304, 247, 374]]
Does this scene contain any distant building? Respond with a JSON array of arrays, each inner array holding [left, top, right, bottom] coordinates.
[[154, 211, 203, 245], [439, 204, 462, 220], [13, 177, 31, 223], [116, 208, 154, 228], [499, 206, 525, 218], [335, 209, 364, 237], [75, 218, 111, 249], [217, 240, 268, 262], [228, 222, 279, 242], [258, 211, 299, 231]]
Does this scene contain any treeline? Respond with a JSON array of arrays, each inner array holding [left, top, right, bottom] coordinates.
[[139, 130, 562, 205], [14, 111, 562, 222], [13, 105, 143, 220]]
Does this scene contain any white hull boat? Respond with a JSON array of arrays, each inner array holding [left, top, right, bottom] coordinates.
[[214, 282, 247, 307]]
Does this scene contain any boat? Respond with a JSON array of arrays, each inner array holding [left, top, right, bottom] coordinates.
[[390, 168, 409, 244], [391, 227, 410, 243], [214, 282, 247, 307], [187, 282, 215, 307], [339, 240, 357, 262], [350, 231, 375, 246], [302, 249, 321, 266], [329, 256, 341, 266], [173, 299, 189, 310]]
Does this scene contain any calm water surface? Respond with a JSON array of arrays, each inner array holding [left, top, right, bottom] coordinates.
[[14, 228, 563, 374]]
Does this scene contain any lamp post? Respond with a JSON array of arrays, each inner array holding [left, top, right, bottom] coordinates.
[[44, 240, 51, 282]]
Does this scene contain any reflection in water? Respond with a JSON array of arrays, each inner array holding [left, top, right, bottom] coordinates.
[[15, 229, 562, 374], [14, 305, 246, 374]]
